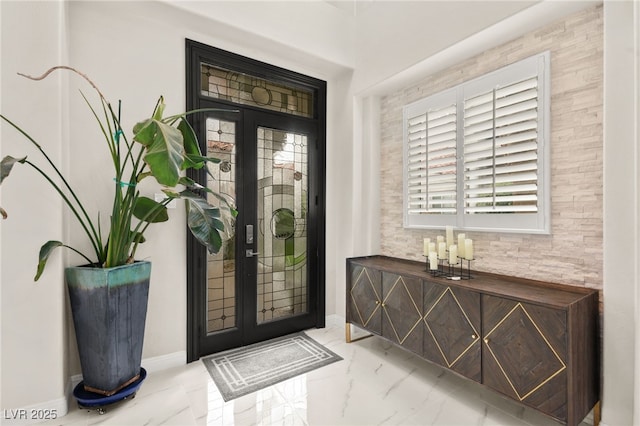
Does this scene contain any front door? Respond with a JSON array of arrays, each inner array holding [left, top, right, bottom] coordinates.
[[186, 41, 326, 360]]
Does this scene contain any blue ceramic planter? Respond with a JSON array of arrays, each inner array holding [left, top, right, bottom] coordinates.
[[66, 261, 151, 396]]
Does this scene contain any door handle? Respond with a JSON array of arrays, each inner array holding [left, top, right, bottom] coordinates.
[[246, 249, 260, 257]]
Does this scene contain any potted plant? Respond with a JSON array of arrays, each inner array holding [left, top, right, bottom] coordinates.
[[0, 66, 235, 397]]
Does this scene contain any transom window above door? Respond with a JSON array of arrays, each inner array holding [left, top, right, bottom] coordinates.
[[201, 63, 314, 118]]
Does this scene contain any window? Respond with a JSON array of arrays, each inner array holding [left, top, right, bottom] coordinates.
[[403, 52, 550, 234], [200, 62, 314, 118]]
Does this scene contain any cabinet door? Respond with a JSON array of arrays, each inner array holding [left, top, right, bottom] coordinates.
[[381, 272, 423, 354], [348, 264, 382, 335], [482, 295, 568, 422], [423, 281, 481, 382]]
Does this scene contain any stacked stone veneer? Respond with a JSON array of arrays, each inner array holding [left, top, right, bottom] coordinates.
[[380, 5, 603, 292]]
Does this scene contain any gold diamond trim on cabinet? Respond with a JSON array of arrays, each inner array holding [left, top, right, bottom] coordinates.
[[423, 287, 480, 368], [382, 276, 422, 345], [484, 302, 567, 402], [350, 268, 381, 327]]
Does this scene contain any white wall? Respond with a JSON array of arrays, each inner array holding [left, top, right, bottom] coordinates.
[[636, 4, 640, 423], [0, 0, 69, 415], [352, 0, 539, 94], [353, 1, 600, 97], [325, 68, 355, 318], [602, 1, 639, 424], [161, 0, 356, 71]]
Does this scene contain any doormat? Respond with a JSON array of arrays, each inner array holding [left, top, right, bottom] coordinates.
[[201, 331, 342, 401]]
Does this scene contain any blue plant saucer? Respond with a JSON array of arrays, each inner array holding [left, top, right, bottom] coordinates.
[[73, 368, 147, 409]]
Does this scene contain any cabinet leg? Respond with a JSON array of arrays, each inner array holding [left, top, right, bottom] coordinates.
[[593, 401, 601, 426]]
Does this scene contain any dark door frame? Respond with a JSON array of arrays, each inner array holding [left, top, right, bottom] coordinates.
[[185, 39, 326, 362]]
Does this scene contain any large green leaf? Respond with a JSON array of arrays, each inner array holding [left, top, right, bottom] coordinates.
[[178, 176, 208, 193], [188, 154, 222, 168], [130, 231, 146, 244], [132, 118, 156, 146], [35, 240, 93, 280], [35, 241, 64, 281], [177, 119, 223, 171], [133, 196, 168, 223], [182, 191, 224, 254], [0, 156, 25, 219], [161, 189, 180, 199], [133, 119, 184, 187], [136, 171, 153, 182], [178, 119, 201, 170], [152, 96, 166, 120], [1, 155, 26, 184]]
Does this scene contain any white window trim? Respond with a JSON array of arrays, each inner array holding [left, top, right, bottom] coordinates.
[[402, 51, 551, 234]]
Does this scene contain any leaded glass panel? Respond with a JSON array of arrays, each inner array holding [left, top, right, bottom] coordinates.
[[201, 63, 313, 118], [257, 127, 309, 323], [206, 117, 237, 333]]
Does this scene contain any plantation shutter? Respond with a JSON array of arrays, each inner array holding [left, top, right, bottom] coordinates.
[[463, 76, 539, 214], [403, 51, 549, 233], [406, 103, 457, 215]]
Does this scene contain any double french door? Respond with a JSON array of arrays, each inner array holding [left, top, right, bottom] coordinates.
[[186, 41, 326, 360]]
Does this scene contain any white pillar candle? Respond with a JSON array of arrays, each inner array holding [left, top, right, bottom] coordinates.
[[464, 239, 474, 260], [437, 235, 445, 244], [429, 252, 438, 270], [423, 238, 431, 256], [457, 233, 466, 258], [438, 242, 447, 259], [449, 244, 458, 264], [429, 242, 436, 254], [446, 226, 454, 247]]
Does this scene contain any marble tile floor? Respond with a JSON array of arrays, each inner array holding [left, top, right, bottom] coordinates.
[[40, 318, 593, 426]]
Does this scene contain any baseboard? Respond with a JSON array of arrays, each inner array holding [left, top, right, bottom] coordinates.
[[70, 350, 186, 390], [141, 350, 186, 373], [325, 314, 344, 326]]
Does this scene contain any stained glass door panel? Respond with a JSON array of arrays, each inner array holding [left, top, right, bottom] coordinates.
[[256, 127, 308, 324], [206, 117, 237, 333]]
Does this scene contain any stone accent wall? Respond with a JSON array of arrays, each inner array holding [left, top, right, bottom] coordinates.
[[380, 5, 603, 291]]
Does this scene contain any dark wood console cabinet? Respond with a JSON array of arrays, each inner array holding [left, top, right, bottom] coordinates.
[[346, 256, 599, 426]]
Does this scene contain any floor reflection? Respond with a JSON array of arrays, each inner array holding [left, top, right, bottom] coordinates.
[[35, 317, 594, 426], [206, 375, 308, 425]]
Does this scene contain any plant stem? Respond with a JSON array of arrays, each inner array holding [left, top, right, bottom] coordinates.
[[62, 244, 95, 266], [18, 66, 107, 102], [24, 160, 98, 262], [1, 114, 104, 261]]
